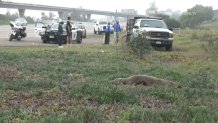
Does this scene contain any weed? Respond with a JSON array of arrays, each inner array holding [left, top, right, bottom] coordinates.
[[124, 32, 153, 58], [70, 83, 138, 104]]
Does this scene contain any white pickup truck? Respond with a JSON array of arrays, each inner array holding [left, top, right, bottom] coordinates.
[[129, 17, 174, 51], [94, 21, 114, 35]]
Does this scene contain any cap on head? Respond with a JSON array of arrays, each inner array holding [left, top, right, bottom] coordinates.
[[67, 16, 71, 20]]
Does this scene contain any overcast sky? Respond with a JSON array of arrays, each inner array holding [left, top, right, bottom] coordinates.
[[1, 0, 218, 18]]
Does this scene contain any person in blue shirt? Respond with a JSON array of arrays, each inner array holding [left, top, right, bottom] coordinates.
[[104, 22, 111, 44], [113, 20, 121, 43]]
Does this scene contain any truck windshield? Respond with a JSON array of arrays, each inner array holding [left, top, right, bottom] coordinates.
[[99, 21, 107, 24], [140, 20, 168, 29]]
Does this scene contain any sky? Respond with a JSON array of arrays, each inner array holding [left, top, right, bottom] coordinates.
[[1, 0, 218, 19]]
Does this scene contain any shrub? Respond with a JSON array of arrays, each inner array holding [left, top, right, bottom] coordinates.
[[126, 32, 153, 58], [191, 32, 198, 40], [202, 40, 218, 56], [190, 29, 218, 41]]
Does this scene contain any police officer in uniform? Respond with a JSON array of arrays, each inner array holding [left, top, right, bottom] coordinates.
[[104, 22, 111, 44]]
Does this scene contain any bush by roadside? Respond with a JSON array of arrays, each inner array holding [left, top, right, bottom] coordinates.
[[121, 32, 153, 58]]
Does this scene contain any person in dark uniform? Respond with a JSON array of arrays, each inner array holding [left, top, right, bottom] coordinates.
[[58, 21, 64, 48], [104, 22, 111, 44], [66, 16, 72, 44]]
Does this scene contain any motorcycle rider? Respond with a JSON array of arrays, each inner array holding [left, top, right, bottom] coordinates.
[[9, 18, 27, 41]]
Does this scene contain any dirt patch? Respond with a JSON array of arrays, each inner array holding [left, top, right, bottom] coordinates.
[[97, 103, 126, 121], [23, 72, 48, 81], [0, 66, 22, 81], [137, 93, 172, 110], [215, 88, 218, 93], [0, 102, 8, 110], [59, 74, 86, 85], [4, 89, 72, 116]]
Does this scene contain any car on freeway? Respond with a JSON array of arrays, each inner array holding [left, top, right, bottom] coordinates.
[[94, 20, 114, 35], [35, 22, 83, 44], [77, 22, 87, 38]]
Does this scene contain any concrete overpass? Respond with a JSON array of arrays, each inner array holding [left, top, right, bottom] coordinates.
[[0, 1, 144, 19]]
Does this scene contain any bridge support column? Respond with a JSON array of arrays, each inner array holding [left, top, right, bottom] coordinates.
[[18, 9, 25, 17], [87, 14, 91, 20], [58, 11, 64, 19], [115, 9, 117, 21]]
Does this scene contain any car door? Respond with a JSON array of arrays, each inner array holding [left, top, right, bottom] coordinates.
[[34, 22, 46, 36], [94, 22, 99, 31], [80, 25, 86, 36], [71, 24, 77, 41]]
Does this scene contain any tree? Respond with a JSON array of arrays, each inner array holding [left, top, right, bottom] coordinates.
[[155, 14, 180, 28], [8, 12, 19, 21], [25, 16, 34, 24], [70, 9, 84, 21], [180, 5, 213, 28], [41, 12, 49, 20], [1, 11, 35, 24], [48, 12, 55, 19], [146, 1, 158, 16], [6, 10, 11, 17]]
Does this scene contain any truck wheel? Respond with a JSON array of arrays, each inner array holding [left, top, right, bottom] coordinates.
[[165, 44, 172, 51], [9, 34, 13, 41], [77, 37, 82, 44], [64, 37, 67, 44], [77, 33, 82, 44], [42, 39, 47, 43], [83, 31, 86, 38]]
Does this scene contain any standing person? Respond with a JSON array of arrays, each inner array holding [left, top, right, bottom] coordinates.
[[113, 20, 121, 43], [104, 22, 111, 44], [66, 16, 72, 45], [58, 21, 64, 48]]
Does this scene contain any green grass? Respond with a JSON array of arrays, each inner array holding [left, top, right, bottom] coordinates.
[[200, 20, 218, 29], [0, 14, 9, 25], [0, 31, 218, 122], [0, 20, 9, 25]]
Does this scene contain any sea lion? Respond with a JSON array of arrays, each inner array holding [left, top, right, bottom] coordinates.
[[112, 75, 182, 88]]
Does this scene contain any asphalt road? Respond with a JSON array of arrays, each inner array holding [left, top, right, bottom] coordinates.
[[0, 22, 117, 47]]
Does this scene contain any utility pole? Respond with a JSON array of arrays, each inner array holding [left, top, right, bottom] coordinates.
[[115, 9, 117, 21]]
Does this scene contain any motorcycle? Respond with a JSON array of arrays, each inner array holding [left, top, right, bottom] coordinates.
[[9, 18, 27, 41]]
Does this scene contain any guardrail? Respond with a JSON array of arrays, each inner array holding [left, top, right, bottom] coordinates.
[[173, 28, 181, 36]]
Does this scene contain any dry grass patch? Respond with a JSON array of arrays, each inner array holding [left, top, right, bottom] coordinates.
[[0, 66, 22, 81]]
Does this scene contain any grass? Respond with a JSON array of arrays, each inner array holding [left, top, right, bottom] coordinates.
[[200, 20, 218, 30], [0, 20, 9, 25], [0, 29, 218, 122], [0, 14, 9, 25]]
